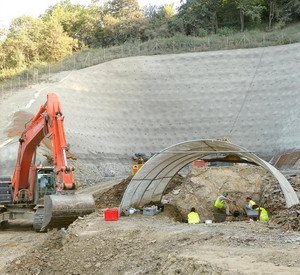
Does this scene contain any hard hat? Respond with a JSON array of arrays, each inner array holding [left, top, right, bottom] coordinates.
[[223, 191, 228, 196]]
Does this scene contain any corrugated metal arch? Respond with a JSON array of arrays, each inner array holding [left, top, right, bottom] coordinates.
[[120, 139, 299, 211]]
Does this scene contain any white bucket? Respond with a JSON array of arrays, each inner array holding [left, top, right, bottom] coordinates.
[[128, 208, 135, 214], [205, 220, 212, 225]]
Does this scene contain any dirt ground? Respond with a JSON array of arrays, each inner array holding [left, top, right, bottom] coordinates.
[[1, 167, 300, 275], [0, 221, 47, 274], [4, 213, 300, 275]]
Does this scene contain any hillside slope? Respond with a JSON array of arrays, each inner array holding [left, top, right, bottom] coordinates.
[[0, 43, 299, 176]]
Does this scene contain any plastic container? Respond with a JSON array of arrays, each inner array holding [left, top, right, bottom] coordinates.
[[143, 207, 158, 216], [192, 160, 207, 167], [127, 208, 135, 214], [104, 209, 119, 221]]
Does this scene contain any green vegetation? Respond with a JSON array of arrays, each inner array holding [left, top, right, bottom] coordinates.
[[0, 0, 300, 81]]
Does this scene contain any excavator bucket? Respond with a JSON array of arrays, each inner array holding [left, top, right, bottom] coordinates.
[[41, 194, 95, 230]]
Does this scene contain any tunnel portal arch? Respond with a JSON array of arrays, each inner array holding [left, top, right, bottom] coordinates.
[[120, 139, 299, 211]]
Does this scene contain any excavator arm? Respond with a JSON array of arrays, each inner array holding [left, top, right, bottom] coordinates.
[[11, 93, 94, 230], [12, 93, 74, 201]]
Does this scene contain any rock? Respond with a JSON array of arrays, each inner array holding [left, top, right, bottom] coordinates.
[[95, 263, 101, 268], [84, 263, 92, 269], [172, 190, 180, 195]]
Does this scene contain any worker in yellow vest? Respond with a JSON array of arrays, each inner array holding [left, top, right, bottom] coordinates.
[[245, 197, 256, 210], [188, 207, 200, 224], [214, 191, 232, 215], [252, 205, 269, 221]]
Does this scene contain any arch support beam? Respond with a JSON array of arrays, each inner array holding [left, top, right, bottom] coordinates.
[[120, 139, 299, 211]]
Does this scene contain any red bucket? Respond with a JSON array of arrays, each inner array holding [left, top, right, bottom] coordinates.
[[104, 209, 119, 221]]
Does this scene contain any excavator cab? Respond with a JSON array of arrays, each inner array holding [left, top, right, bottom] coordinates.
[[34, 167, 56, 204]]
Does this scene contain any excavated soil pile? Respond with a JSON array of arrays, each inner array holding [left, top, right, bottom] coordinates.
[[94, 176, 133, 209], [163, 166, 300, 231], [163, 165, 268, 221], [92, 166, 299, 230], [5, 213, 300, 275], [261, 173, 300, 231]]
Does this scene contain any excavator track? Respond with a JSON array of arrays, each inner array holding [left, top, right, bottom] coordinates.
[[0, 177, 13, 204], [33, 208, 46, 232]]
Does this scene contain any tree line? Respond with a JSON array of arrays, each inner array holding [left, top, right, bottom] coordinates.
[[1, 0, 299, 80]]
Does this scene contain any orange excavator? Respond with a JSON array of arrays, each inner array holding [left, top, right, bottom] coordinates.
[[0, 93, 95, 231]]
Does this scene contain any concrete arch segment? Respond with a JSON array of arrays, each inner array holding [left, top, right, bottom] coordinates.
[[120, 139, 299, 211]]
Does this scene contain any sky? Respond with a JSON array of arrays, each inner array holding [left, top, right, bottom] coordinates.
[[0, 0, 182, 30]]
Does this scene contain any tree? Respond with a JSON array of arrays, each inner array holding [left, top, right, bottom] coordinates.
[[40, 18, 78, 62], [237, 0, 265, 32], [141, 4, 175, 40], [7, 16, 44, 64], [163, 4, 175, 19], [266, 0, 295, 29], [99, 0, 144, 45], [104, 0, 142, 20], [42, 0, 90, 45], [178, 0, 221, 35], [0, 29, 5, 71]]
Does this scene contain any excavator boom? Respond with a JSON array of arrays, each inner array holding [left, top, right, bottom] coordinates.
[[11, 93, 94, 230]]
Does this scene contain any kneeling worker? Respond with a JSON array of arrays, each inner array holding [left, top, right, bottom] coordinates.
[[215, 191, 232, 215], [252, 205, 269, 221], [188, 207, 200, 224], [245, 197, 256, 210]]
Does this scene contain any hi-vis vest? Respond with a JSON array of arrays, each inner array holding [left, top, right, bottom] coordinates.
[[249, 200, 256, 208], [188, 212, 200, 224], [214, 196, 225, 209], [257, 207, 269, 221]]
